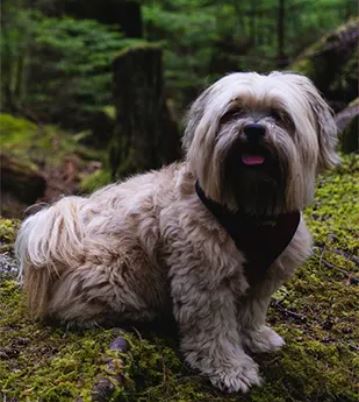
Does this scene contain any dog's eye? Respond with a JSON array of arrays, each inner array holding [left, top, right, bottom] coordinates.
[[270, 109, 295, 129], [220, 108, 244, 123], [270, 109, 282, 121]]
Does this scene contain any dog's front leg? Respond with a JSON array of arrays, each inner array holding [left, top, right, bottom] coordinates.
[[170, 271, 261, 393], [238, 221, 312, 354], [238, 274, 285, 354]]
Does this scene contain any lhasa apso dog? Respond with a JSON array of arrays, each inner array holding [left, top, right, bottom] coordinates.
[[16, 72, 338, 393]]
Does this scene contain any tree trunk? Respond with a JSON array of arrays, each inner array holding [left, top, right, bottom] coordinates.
[[277, 0, 287, 67], [110, 45, 180, 179]]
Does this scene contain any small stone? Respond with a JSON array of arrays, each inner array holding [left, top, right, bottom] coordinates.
[[16, 337, 30, 346], [110, 336, 128, 353], [0, 350, 9, 360], [91, 377, 115, 402], [322, 319, 333, 330]]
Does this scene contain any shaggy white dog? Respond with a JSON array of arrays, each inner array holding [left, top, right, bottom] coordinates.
[[16, 72, 338, 393]]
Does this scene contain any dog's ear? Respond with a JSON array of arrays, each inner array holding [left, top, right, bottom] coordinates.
[[182, 86, 213, 151], [305, 80, 339, 172], [289, 73, 339, 172]]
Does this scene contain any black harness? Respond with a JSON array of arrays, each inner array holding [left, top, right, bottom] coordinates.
[[195, 182, 301, 284]]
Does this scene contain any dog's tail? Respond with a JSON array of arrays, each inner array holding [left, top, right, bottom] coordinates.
[[15, 196, 86, 318]]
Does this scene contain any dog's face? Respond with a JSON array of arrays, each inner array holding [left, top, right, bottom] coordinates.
[[184, 72, 339, 215]]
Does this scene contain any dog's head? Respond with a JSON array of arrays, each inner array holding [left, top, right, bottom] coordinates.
[[184, 72, 339, 215]]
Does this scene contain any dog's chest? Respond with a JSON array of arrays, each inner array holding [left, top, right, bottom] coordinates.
[[195, 183, 301, 284]]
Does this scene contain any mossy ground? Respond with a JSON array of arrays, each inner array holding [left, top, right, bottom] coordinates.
[[1, 114, 110, 217], [0, 218, 19, 253], [0, 113, 101, 168], [1, 155, 358, 402]]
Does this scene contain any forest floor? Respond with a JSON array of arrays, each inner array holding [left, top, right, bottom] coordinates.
[[0, 152, 358, 402]]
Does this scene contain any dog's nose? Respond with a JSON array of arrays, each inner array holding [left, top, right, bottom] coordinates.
[[243, 124, 266, 141]]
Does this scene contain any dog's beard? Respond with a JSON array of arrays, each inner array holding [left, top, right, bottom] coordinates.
[[219, 129, 290, 216], [222, 145, 286, 216]]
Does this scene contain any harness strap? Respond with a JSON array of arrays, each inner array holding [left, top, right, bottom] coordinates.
[[195, 182, 301, 284]]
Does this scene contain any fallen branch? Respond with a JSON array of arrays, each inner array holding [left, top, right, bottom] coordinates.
[[331, 247, 359, 267], [272, 301, 307, 323], [321, 258, 359, 285]]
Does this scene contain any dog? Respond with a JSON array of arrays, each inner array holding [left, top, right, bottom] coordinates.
[[16, 72, 338, 393]]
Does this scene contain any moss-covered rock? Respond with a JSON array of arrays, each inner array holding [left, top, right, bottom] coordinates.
[[0, 113, 103, 168], [1, 155, 358, 401], [291, 18, 359, 111], [335, 98, 359, 154], [0, 113, 108, 215]]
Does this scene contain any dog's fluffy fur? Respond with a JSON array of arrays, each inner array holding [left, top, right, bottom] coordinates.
[[16, 72, 338, 393]]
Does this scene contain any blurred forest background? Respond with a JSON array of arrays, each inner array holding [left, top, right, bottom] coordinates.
[[1, 0, 358, 217]]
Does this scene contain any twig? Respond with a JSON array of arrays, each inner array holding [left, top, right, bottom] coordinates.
[[321, 258, 359, 284], [272, 301, 307, 323], [331, 248, 359, 267]]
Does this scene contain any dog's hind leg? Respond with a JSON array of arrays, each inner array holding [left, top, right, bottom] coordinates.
[[16, 196, 88, 319], [46, 258, 158, 327], [21, 249, 160, 327], [16, 196, 162, 326]]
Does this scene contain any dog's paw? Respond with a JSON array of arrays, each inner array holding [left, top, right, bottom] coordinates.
[[209, 356, 262, 393], [242, 325, 285, 353]]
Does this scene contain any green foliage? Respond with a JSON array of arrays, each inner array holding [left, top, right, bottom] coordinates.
[[1, 6, 143, 129], [0, 1, 34, 110], [143, 0, 357, 109], [28, 16, 128, 128], [144, 2, 217, 87], [2, 0, 357, 126]]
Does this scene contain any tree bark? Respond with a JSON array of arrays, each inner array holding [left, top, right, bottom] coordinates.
[[110, 45, 180, 179]]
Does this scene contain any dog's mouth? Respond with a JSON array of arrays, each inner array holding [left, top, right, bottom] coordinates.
[[224, 140, 286, 215], [225, 141, 280, 179], [237, 144, 272, 168], [241, 153, 265, 166]]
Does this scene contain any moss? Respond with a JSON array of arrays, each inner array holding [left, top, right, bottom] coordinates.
[[80, 169, 112, 193], [1, 113, 108, 214], [0, 218, 19, 253], [0, 113, 104, 168], [1, 155, 358, 401], [102, 106, 116, 121]]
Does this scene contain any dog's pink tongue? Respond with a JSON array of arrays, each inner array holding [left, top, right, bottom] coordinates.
[[241, 154, 265, 166]]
